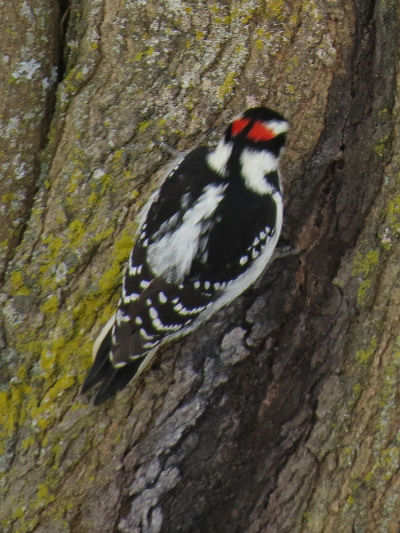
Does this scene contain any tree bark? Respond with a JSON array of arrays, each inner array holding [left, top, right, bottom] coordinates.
[[1, 1, 399, 532]]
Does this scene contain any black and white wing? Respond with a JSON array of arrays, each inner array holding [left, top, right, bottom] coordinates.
[[81, 148, 230, 403]]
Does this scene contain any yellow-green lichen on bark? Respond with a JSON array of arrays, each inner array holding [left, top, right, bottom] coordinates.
[[0, 0, 365, 531], [297, 133, 400, 532], [386, 189, 400, 237], [352, 249, 380, 305], [0, 1, 60, 276], [354, 336, 378, 365]]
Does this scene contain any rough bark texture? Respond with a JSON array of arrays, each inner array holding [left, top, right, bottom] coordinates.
[[0, 1, 60, 279], [1, 1, 399, 532]]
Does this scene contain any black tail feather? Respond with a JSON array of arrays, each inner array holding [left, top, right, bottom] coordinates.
[[81, 324, 146, 404], [81, 330, 113, 394], [93, 358, 144, 405]]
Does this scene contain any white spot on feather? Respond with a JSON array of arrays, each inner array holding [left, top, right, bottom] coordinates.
[[149, 307, 158, 319], [143, 340, 159, 349], [116, 309, 130, 325], [114, 360, 127, 368], [152, 318, 182, 332], [129, 265, 138, 275], [158, 291, 168, 303], [174, 304, 206, 316], [140, 328, 154, 340], [122, 289, 139, 303]]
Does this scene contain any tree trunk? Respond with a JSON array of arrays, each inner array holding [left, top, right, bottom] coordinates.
[[1, 1, 399, 532]]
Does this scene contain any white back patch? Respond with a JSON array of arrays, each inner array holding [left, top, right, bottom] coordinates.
[[240, 148, 278, 195], [206, 140, 233, 176], [147, 183, 227, 282]]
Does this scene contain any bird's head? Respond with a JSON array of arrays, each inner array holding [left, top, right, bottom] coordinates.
[[207, 107, 289, 194], [226, 107, 289, 155]]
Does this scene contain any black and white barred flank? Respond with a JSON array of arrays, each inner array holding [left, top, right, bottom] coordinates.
[[81, 107, 289, 404]]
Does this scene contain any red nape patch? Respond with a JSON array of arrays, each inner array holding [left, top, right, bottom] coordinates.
[[247, 121, 276, 142], [231, 118, 251, 137]]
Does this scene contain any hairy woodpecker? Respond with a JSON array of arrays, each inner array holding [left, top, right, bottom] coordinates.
[[82, 107, 289, 404]]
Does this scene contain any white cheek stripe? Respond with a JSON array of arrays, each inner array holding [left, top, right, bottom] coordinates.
[[239, 148, 277, 195]]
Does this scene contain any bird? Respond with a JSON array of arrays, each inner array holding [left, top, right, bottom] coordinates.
[[81, 106, 289, 404]]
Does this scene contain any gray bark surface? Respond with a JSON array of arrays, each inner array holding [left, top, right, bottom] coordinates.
[[0, 1, 399, 532]]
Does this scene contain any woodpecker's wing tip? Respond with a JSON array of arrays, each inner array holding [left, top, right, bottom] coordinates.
[[80, 373, 101, 395], [92, 314, 116, 361], [80, 380, 91, 395], [81, 318, 114, 395], [93, 390, 110, 406], [92, 358, 146, 405]]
